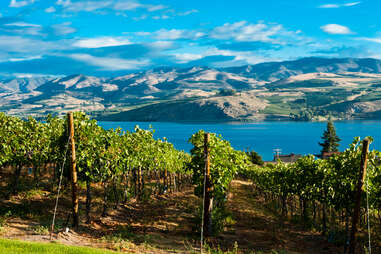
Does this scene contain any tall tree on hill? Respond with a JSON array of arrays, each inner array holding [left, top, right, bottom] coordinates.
[[319, 120, 341, 155]]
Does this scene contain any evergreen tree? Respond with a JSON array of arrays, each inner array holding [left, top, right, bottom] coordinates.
[[319, 120, 341, 154]]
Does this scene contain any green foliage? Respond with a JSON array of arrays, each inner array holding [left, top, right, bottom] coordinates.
[[30, 225, 49, 235], [289, 109, 314, 121], [188, 130, 248, 235], [0, 239, 120, 254], [244, 137, 381, 226], [0, 112, 190, 209], [189, 130, 247, 203], [245, 150, 264, 166], [217, 89, 236, 96], [319, 120, 341, 154]]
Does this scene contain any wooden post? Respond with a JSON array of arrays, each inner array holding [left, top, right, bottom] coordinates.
[[164, 168, 168, 190], [68, 112, 79, 230], [348, 138, 370, 254], [202, 133, 213, 239]]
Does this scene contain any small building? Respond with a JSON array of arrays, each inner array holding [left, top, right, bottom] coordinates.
[[321, 151, 341, 159], [273, 153, 302, 163]]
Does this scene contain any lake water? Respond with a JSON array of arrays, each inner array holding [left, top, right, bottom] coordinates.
[[98, 121, 381, 161]]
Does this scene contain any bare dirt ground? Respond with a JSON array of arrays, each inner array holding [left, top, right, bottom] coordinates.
[[0, 179, 344, 253]]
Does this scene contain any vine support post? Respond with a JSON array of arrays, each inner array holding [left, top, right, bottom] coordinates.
[[348, 138, 369, 254], [201, 133, 213, 245], [68, 112, 79, 230]]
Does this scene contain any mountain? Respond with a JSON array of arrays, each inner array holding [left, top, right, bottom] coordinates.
[[0, 77, 53, 93], [1, 57, 381, 121], [225, 57, 381, 82], [103, 91, 268, 122]]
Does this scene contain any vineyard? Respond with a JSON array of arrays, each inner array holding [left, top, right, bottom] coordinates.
[[0, 112, 380, 253]]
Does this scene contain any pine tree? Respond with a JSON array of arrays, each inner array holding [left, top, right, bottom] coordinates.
[[319, 120, 341, 154]]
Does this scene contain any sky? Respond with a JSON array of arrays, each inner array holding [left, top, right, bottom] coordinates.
[[0, 0, 380, 77]]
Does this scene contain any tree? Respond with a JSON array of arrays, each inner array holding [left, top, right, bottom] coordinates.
[[245, 149, 264, 166], [319, 120, 341, 155]]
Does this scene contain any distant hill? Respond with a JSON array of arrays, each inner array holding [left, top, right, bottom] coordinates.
[[225, 57, 381, 81], [1, 57, 381, 121]]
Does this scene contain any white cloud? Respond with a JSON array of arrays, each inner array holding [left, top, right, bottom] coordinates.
[[132, 14, 147, 21], [135, 31, 150, 36], [56, 0, 167, 13], [152, 15, 170, 20], [137, 21, 302, 46], [344, 2, 361, 6], [211, 21, 283, 42], [9, 0, 35, 8], [113, 1, 167, 11], [146, 4, 167, 12], [52, 22, 76, 35], [148, 41, 175, 50], [178, 9, 198, 16], [173, 53, 202, 63], [45, 6, 56, 13], [3, 22, 43, 36], [4, 22, 41, 27], [206, 47, 267, 65], [9, 55, 42, 62], [68, 53, 150, 70], [154, 29, 184, 40], [56, 0, 71, 7], [0, 36, 55, 53], [169, 45, 271, 65], [12, 73, 60, 78], [73, 36, 131, 48], [151, 29, 204, 40], [113, 1, 141, 10], [60, 1, 112, 12], [360, 37, 381, 44], [319, 2, 361, 8], [319, 4, 340, 8], [321, 24, 352, 34]]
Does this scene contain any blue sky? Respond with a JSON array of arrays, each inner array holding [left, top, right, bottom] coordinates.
[[0, 0, 380, 77]]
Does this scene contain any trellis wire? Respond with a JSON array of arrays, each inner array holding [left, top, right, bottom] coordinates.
[[50, 135, 71, 240]]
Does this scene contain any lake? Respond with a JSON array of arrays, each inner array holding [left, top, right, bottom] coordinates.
[[98, 121, 381, 161]]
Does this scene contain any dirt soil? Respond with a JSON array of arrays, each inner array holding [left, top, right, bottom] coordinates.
[[0, 179, 343, 253]]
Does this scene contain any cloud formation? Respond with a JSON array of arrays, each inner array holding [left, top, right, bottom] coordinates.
[[211, 21, 285, 43], [68, 53, 150, 70], [360, 37, 381, 44], [52, 22, 76, 35], [319, 2, 361, 8], [136, 21, 302, 46], [45, 6, 56, 13], [55, 0, 167, 13], [73, 37, 132, 48], [152, 29, 204, 40], [9, 0, 35, 8], [0, 0, 379, 77], [320, 24, 352, 34]]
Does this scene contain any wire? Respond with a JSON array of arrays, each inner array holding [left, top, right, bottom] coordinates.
[[50, 135, 71, 240]]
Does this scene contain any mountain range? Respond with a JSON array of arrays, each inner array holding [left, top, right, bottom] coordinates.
[[2, 57, 381, 121]]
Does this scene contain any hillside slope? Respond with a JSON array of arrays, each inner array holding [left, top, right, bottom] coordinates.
[[1, 57, 381, 121]]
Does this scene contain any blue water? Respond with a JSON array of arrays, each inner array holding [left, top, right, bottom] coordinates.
[[98, 121, 381, 161]]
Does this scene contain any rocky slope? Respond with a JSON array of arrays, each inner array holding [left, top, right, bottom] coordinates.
[[1, 57, 381, 121]]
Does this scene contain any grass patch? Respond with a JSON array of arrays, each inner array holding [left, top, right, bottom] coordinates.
[[30, 225, 49, 235], [0, 238, 121, 254]]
